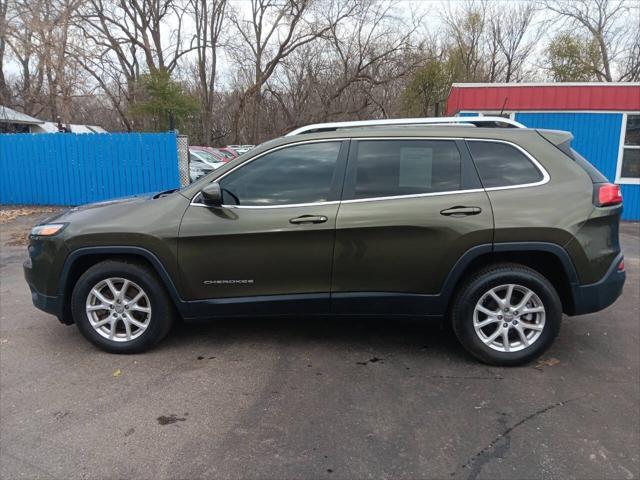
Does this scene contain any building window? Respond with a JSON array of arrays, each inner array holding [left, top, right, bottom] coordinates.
[[617, 114, 640, 184]]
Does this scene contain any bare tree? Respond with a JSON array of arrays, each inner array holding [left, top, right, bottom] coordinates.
[[263, 43, 325, 133], [543, 0, 635, 81], [74, 0, 194, 129], [318, 0, 420, 121], [189, 0, 227, 143], [4, 0, 45, 115], [75, 0, 142, 129], [443, 1, 488, 82], [228, 0, 354, 142], [2, 0, 83, 120], [2, 0, 637, 138], [42, 0, 84, 121], [617, 5, 640, 81], [489, 2, 539, 82], [0, 0, 9, 104]]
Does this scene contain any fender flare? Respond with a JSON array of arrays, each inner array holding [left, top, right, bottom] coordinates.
[[439, 241, 580, 308], [492, 242, 579, 284], [58, 246, 186, 320]]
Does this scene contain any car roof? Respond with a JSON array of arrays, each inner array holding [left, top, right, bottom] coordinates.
[[286, 116, 525, 134], [260, 126, 563, 149]]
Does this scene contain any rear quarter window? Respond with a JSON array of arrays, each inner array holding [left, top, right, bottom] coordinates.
[[467, 141, 543, 188]]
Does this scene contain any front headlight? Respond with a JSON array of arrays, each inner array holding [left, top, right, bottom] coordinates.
[[31, 223, 67, 237]]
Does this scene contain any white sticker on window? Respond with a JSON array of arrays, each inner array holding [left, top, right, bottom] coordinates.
[[399, 147, 432, 188]]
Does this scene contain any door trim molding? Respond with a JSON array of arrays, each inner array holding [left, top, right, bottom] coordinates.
[[58, 242, 581, 320]]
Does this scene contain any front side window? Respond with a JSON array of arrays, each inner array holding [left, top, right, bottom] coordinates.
[[619, 114, 640, 182], [349, 140, 462, 199], [219, 142, 342, 206], [467, 141, 543, 188]]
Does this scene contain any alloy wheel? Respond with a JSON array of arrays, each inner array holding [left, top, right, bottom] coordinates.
[[473, 283, 546, 353], [85, 277, 151, 342]]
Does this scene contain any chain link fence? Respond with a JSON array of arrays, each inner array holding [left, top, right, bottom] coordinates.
[[177, 134, 190, 187]]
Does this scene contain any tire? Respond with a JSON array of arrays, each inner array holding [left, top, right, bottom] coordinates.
[[71, 260, 174, 354], [451, 263, 562, 366]]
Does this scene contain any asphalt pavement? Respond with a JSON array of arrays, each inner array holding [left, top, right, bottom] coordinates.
[[1, 211, 638, 480]]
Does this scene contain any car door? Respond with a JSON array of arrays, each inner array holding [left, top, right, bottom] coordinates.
[[178, 139, 348, 315], [331, 137, 494, 315]]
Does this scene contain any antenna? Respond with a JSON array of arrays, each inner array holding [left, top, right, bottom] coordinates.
[[499, 96, 508, 117]]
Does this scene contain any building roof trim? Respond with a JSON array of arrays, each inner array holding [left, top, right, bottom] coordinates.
[[452, 82, 640, 88], [0, 106, 44, 125]]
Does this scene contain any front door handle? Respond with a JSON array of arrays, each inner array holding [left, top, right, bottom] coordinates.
[[440, 206, 482, 217], [289, 215, 328, 224]]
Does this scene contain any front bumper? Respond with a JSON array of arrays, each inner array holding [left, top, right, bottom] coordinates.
[[23, 232, 72, 324], [570, 253, 625, 315], [24, 258, 65, 323]]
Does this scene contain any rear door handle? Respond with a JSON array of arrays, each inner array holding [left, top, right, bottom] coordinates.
[[440, 206, 482, 217], [289, 215, 328, 224]]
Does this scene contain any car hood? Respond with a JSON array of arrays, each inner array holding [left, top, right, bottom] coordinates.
[[36, 189, 191, 246], [73, 193, 156, 210], [37, 194, 153, 223], [37, 191, 187, 230]]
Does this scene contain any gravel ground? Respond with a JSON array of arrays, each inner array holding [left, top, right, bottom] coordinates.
[[1, 210, 638, 480]]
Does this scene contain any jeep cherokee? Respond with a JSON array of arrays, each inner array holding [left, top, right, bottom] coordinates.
[[24, 117, 625, 365]]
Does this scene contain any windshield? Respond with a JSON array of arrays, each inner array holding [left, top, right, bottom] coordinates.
[[191, 150, 221, 166]]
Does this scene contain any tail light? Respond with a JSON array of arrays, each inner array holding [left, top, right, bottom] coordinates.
[[617, 259, 625, 272], [595, 183, 622, 207]]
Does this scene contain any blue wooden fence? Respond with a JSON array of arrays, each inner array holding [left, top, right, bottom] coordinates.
[[515, 112, 639, 221], [0, 133, 180, 206]]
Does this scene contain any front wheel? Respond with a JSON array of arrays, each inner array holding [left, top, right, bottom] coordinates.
[[71, 260, 174, 353], [451, 264, 562, 366]]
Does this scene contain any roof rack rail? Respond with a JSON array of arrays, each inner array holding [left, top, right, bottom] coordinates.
[[286, 116, 526, 136]]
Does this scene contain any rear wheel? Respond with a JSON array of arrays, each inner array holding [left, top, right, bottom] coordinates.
[[451, 264, 562, 366], [71, 260, 174, 353]]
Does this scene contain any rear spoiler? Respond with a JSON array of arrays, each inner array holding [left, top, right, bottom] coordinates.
[[537, 129, 574, 146], [536, 129, 608, 183]]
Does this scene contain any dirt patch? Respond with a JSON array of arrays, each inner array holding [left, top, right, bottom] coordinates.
[[157, 414, 188, 425], [355, 357, 384, 366], [5, 232, 30, 247], [0, 206, 57, 225]]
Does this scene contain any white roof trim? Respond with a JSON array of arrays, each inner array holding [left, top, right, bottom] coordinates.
[[0, 106, 44, 124], [286, 116, 525, 135]]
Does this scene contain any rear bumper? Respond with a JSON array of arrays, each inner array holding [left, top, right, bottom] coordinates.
[[570, 253, 625, 316]]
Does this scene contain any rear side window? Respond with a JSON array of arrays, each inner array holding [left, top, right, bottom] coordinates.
[[467, 141, 543, 188], [350, 140, 461, 199]]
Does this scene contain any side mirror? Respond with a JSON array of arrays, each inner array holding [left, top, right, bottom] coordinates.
[[201, 182, 223, 207]]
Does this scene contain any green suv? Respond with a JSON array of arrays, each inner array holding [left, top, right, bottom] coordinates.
[[24, 117, 626, 365]]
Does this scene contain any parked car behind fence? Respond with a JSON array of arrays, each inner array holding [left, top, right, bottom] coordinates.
[[189, 149, 225, 182]]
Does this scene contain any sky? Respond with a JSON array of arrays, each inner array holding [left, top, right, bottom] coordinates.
[[2, 0, 637, 84]]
